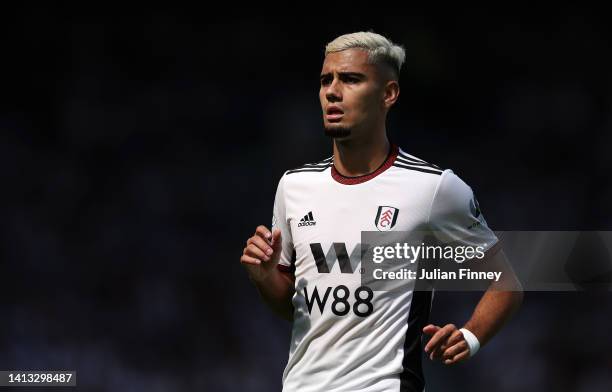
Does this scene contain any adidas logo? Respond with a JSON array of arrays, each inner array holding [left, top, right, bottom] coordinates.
[[298, 211, 316, 227]]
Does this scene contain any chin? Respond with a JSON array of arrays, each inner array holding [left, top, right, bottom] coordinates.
[[324, 123, 352, 138]]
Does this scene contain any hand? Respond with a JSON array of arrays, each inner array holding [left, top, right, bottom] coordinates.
[[422, 324, 470, 365], [240, 225, 283, 282]]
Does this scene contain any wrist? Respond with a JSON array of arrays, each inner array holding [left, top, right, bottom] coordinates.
[[459, 327, 480, 357], [248, 265, 276, 284]]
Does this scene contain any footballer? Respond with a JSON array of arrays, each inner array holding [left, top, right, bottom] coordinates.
[[241, 31, 523, 392]]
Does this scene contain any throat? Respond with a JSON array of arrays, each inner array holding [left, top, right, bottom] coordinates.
[[333, 140, 392, 177]]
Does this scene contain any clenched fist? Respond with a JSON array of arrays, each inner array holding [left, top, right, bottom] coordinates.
[[240, 225, 283, 282], [423, 324, 471, 365]]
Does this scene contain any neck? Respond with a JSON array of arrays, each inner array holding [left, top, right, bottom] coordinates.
[[332, 128, 390, 177]]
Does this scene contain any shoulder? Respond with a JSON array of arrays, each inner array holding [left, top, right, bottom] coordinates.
[[284, 155, 333, 176], [433, 169, 473, 199], [392, 148, 444, 176], [392, 147, 476, 206], [274, 155, 333, 194], [429, 168, 480, 220]]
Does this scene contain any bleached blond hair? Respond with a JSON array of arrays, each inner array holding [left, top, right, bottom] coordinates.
[[325, 31, 406, 79]]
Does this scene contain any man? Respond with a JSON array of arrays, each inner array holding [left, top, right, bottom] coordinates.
[[241, 31, 523, 392]]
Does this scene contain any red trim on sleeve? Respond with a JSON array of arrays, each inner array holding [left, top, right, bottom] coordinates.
[[277, 264, 294, 274]]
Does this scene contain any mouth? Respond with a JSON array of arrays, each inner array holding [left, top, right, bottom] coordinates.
[[326, 107, 344, 122]]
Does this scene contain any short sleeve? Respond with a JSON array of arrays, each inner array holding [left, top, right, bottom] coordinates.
[[428, 170, 500, 256], [272, 174, 295, 271]]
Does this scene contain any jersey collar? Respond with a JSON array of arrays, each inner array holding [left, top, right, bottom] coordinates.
[[331, 144, 399, 185]]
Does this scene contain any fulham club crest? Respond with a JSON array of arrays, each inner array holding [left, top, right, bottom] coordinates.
[[375, 206, 399, 231]]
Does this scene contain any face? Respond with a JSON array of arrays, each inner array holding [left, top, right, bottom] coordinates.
[[319, 48, 397, 139]]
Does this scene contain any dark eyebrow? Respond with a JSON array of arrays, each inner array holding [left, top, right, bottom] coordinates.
[[339, 72, 366, 79], [319, 72, 366, 80]]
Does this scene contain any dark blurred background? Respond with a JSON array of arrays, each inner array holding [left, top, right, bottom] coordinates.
[[1, 7, 611, 392]]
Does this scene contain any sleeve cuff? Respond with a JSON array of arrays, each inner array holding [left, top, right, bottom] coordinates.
[[277, 263, 295, 274]]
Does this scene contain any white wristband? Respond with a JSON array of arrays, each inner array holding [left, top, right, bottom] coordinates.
[[459, 328, 480, 357]]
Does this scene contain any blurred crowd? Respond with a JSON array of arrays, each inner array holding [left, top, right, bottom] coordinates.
[[1, 9, 611, 391]]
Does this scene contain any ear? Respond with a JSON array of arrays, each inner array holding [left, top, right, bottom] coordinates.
[[383, 80, 400, 109]]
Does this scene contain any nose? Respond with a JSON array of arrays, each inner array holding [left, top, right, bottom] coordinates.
[[325, 77, 342, 102]]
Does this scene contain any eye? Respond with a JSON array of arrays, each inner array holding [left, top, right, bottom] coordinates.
[[342, 75, 360, 84]]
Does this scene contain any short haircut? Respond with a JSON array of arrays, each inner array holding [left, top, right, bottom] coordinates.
[[324, 31, 406, 79]]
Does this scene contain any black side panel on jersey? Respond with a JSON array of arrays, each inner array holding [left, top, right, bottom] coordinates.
[[399, 287, 433, 392]]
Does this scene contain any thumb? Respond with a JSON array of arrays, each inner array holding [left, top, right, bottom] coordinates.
[[422, 324, 440, 336], [271, 229, 283, 253]]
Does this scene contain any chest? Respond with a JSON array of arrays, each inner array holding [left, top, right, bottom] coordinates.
[[286, 179, 435, 266]]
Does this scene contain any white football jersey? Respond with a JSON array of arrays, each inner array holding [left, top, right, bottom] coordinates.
[[271, 145, 499, 392]]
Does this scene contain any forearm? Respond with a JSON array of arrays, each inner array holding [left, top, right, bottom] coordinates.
[[463, 279, 523, 347], [249, 268, 295, 321]]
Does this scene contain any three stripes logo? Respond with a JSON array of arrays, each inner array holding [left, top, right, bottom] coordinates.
[[298, 211, 316, 227]]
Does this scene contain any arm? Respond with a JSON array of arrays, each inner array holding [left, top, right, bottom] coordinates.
[[424, 170, 523, 364], [423, 248, 523, 364], [249, 266, 295, 321], [462, 249, 523, 346], [241, 226, 295, 321]]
